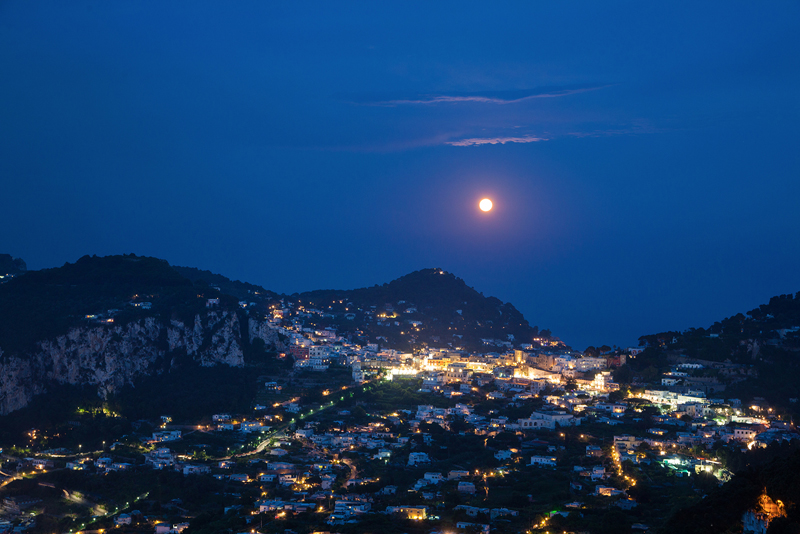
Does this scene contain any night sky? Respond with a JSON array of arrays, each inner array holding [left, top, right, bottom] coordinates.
[[2, 2, 799, 349]]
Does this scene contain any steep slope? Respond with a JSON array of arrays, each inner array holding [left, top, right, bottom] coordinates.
[[0, 254, 194, 354]]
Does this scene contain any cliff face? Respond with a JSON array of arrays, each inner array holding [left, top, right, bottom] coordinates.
[[0, 310, 278, 415], [248, 316, 285, 349]]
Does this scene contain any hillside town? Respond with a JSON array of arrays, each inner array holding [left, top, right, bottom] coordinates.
[[1, 297, 797, 534]]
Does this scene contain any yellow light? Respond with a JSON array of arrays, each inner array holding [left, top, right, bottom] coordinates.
[[479, 198, 493, 212]]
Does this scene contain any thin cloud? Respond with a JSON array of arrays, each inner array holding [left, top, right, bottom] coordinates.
[[354, 85, 611, 106], [446, 135, 548, 147], [447, 119, 661, 147]]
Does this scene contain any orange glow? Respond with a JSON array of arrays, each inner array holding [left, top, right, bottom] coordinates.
[[479, 198, 493, 212]]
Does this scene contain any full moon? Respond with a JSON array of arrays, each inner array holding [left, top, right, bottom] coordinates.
[[479, 198, 493, 212]]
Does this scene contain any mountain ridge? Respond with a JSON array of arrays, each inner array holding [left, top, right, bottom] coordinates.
[[0, 254, 284, 415], [0, 255, 553, 415]]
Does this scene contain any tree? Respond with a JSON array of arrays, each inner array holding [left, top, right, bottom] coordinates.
[[613, 364, 633, 385], [641, 365, 659, 382], [767, 517, 800, 534], [595, 509, 631, 534], [608, 389, 628, 403]]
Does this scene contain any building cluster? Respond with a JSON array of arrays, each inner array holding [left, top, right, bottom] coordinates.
[[266, 297, 631, 392]]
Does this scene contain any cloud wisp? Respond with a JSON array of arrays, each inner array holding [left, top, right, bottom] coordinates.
[[445, 120, 663, 148], [355, 85, 611, 106], [446, 135, 548, 147], [326, 119, 662, 151]]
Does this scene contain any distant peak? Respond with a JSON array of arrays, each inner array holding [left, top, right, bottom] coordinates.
[[0, 254, 27, 276]]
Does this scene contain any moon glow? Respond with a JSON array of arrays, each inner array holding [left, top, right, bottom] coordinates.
[[479, 198, 493, 212]]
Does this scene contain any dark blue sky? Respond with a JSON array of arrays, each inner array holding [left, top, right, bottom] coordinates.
[[2, 2, 799, 349]]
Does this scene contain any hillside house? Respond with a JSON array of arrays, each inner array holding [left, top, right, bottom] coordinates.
[[457, 481, 477, 494], [408, 452, 430, 466], [387, 505, 427, 520], [530, 455, 557, 467]]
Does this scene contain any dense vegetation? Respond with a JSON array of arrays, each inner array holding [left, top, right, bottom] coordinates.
[[0, 254, 222, 356], [0, 357, 288, 449], [0, 253, 26, 276], [624, 292, 800, 408], [638, 292, 800, 362], [110, 364, 261, 421], [661, 443, 800, 534], [173, 265, 280, 302]]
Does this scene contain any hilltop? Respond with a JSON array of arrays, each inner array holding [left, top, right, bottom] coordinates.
[[0, 254, 26, 278], [292, 268, 553, 352], [0, 255, 555, 359]]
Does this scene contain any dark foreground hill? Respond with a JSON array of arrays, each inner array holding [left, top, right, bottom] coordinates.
[[637, 292, 800, 363], [661, 443, 800, 534]]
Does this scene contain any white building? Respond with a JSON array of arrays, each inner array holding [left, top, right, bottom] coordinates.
[[309, 345, 329, 358], [423, 472, 444, 484], [575, 357, 607, 372], [734, 427, 759, 441], [151, 430, 181, 442], [530, 456, 557, 467], [642, 389, 707, 410], [518, 411, 580, 430], [408, 452, 430, 466], [457, 481, 477, 494]]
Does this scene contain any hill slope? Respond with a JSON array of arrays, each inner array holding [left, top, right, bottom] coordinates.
[[173, 265, 280, 302], [0, 254, 198, 355], [293, 268, 553, 351], [0, 255, 283, 415], [0, 257, 554, 415], [625, 291, 800, 406]]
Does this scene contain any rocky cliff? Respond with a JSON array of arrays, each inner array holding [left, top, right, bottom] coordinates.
[[0, 310, 282, 415]]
